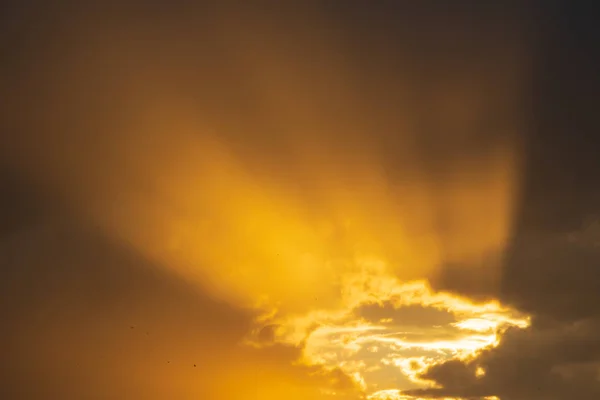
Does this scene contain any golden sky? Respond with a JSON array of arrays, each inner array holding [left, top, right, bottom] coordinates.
[[3, 3, 599, 400]]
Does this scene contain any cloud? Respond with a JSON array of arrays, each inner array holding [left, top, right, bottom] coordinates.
[[393, 4, 600, 398], [0, 2, 540, 398], [263, 279, 529, 395], [355, 303, 456, 328], [402, 227, 600, 399], [502, 232, 600, 322], [404, 326, 600, 399]]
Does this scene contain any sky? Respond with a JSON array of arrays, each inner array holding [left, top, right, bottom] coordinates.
[[0, 1, 599, 399]]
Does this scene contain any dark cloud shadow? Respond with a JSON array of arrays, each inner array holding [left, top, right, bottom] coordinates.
[[404, 1, 600, 398], [355, 302, 456, 327]]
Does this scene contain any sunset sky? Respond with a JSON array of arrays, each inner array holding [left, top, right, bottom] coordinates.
[[1, 2, 599, 399]]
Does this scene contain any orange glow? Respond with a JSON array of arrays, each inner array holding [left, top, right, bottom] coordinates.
[[0, 3, 533, 399]]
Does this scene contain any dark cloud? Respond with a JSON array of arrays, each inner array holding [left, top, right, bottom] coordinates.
[[405, 321, 600, 399], [405, 180, 600, 399], [402, 1, 600, 397], [0, 167, 45, 237], [502, 233, 600, 322], [355, 303, 456, 327], [403, 198, 600, 400]]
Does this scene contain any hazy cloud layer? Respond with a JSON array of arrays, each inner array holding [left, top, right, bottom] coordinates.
[[1, 1, 599, 399]]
